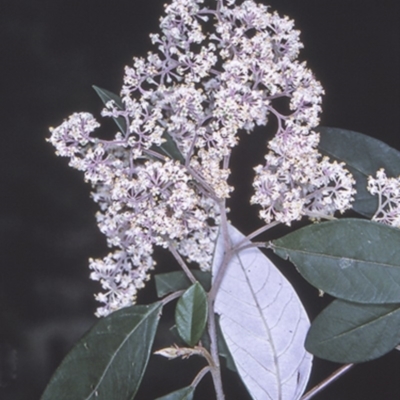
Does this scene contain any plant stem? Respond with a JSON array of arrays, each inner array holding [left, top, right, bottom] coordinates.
[[191, 366, 211, 388], [208, 247, 232, 302], [160, 290, 185, 306], [207, 298, 225, 400], [169, 243, 197, 284], [300, 363, 354, 400], [209, 201, 234, 302], [241, 221, 280, 245], [201, 200, 232, 400]]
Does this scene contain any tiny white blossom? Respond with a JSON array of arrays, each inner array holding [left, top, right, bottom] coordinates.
[[48, 0, 356, 315], [251, 132, 355, 225], [367, 169, 400, 227], [48, 113, 99, 157]]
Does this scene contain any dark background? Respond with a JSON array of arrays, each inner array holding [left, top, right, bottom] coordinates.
[[1, 0, 399, 399]]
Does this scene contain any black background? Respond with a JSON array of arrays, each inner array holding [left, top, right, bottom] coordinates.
[[1, 0, 399, 399]]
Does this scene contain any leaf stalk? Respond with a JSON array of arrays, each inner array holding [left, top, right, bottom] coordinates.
[[300, 363, 354, 400]]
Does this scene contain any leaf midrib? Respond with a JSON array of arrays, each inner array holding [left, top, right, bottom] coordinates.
[[272, 244, 399, 269]]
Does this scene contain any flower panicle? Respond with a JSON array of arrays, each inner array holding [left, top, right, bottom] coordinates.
[[48, 0, 356, 316]]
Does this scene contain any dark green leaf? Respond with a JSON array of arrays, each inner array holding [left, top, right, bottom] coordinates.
[[155, 270, 211, 298], [306, 299, 400, 363], [200, 314, 237, 372], [92, 87, 185, 163], [317, 126, 400, 218], [155, 386, 195, 400], [271, 219, 400, 304], [151, 131, 185, 164], [175, 283, 208, 347], [215, 315, 237, 372], [93, 85, 127, 133], [41, 302, 162, 400]]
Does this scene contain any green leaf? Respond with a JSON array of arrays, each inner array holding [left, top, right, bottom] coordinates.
[[215, 318, 237, 372], [271, 219, 400, 304], [151, 131, 185, 164], [306, 299, 400, 363], [155, 386, 195, 400], [175, 282, 208, 347], [200, 314, 237, 372], [93, 87, 185, 163], [317, 126, 400, 218], [41, 302, 162, 400], [93, 85, 127, 133], [155, 270, 211, 298]]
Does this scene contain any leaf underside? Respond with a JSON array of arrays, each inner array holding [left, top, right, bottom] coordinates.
[[212, 224, 312, 400], [40, 302, 162, 400], [271, 219, 400, 304]]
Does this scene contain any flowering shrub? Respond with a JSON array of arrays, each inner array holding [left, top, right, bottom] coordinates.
[[44, 0, 400, 399]]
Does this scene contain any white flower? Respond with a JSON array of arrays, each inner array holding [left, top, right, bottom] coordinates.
[[251, 132, 355, 225], [367, 169, 400, 227], [48, 112, 99, 157], [48, 0, 356, 315]]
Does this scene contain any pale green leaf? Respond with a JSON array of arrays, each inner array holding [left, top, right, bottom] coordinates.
[[306, 299, 400, 363], [213, 224, 312, 400], [175, 282, 208, 347], [41, 302, 162, 400], [271, 219, 400, 304]]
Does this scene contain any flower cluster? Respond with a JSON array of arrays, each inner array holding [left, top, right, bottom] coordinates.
[[367, 169, 400, 227], [251, 130, 356, 225], [48, 0, 356, 315]]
